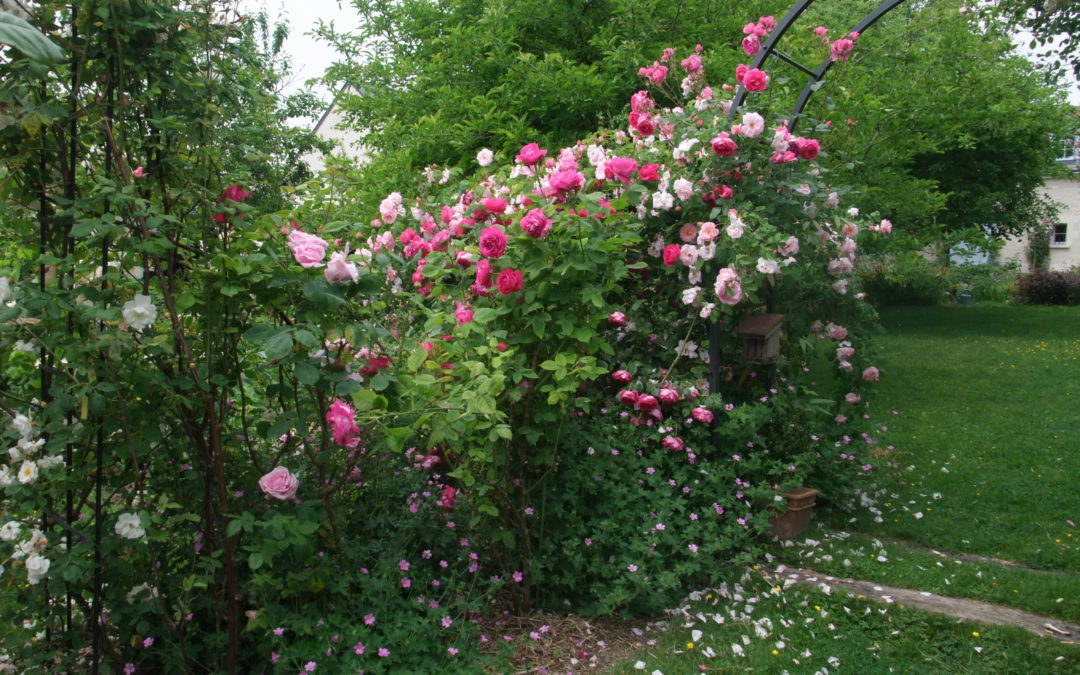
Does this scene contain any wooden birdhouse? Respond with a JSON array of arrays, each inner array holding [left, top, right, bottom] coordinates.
[[733, 313, 785, 364]]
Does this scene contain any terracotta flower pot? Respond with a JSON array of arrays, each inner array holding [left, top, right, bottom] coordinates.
[[769, 487, 819, 540]]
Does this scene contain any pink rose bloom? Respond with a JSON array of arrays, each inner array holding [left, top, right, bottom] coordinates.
[[845, 392, 861, 404], [830, 38, 854, 62], [662, 244, 681, 267], [259, 466, 299, 500], [618, 389, 639, 406], [710, 132, 738, 157], [133, 166, 145, 179], [482, 198, 508, 215], [862, 366, 880, 382], [638, 163, 661, 181], [815, 25, 828, 37], [478, 226, 508, 258], [496, 268, 523, 295], [454, 250, 473, 268], [548, 170, 584, 198], [680, 54, 702, 73], [327, 398, 361, 447], [826, 323, 848, 340], [742, 34, 761, 56], [520, 209, 552, 238], [778, 236, 800, 256], [691, 406, 714, 424], [679, 223, 698, 243], [714, 267, 743, 306], [604, 157, 639, 184], [658, 388, 680, 405], [697, 221, 719, 244], [288, 230, 329, 268], [324, 251, 359, 283], [635, 394, 659, 412], [630, 90, 652, 113], [735, 63, 749, 83], [842, 222, 860, 238], [835, 414, 848, 424], [473, 258, 494, 294], [878, 219, 893, 234], [836, 345, 855, 361], [810, 320, 825, 333], [742, 68, 769, 92], [516, 143, 547, 165], [612, 369, 633, 384], [828, 258, 854, 276], [454, 302, 474, 326], [608, 311, 628, 327], [662, 436, 685, 452], [797, 138, 820, 160], [838, 360, 853, 372]]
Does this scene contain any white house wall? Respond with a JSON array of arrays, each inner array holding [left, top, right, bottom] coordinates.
[[999, 174, 1080, 271], [302, 96, 370, 172]]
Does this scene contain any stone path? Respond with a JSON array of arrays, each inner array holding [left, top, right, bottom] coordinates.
[[779, 567, 1080, 644]]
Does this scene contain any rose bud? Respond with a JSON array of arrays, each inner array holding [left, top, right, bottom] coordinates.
[[612, 369, 633, 384], [608, 311, 628, 327]]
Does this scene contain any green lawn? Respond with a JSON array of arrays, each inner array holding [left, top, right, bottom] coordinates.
[[615, 303, 1080, 673]]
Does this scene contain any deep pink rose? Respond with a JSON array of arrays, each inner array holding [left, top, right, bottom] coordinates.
[[680, 54, 702, 73], [742, 68, 768, 92], [478, 226, 508, 258], [482, 198, 508, 214], [662, 244, 681, 267], [691, 406, 714, 424], [473, 258, 494, 294], [830, 38, 854, 62], [516, 143, 547, 166], [548, 170, 585, 197], [742, 34, 761, 56], [454, 302, 474, 326], [630, 90, 652, 113], [608, 311, 628, 327], [635, 394, 659, 412], [604, 157, 639, 184], [327, 398, 361, 447], [862, 366, 880, 382], [520, 209, 552, 238], [324, 251, 359, 283], [710, 132, 738, 157], [439, 485, 458, 511], [612, 370, 633, 384], [214, 185, 252, 224], [288, 230, 329, 268], [797, 138, 821, 160], [259, 466, 299, 500], [496, 268, 523, 295], [618, 389, 640, 406], [658, 388, 680, 405], [633, 114, 656, 137], [638, 163, 661, 181], [662, 436, 685, 452], [735, 63, 749, 83]]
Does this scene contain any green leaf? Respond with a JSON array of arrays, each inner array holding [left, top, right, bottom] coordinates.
[[263, 331, 293, 361], [369, 373, 390, 391], [248, 552, 264, 571], [294, 362, 319, 385], [0, 12, 64, 64]]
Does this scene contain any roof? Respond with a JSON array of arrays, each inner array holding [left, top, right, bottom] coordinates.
[[734, 313, 785, 339]]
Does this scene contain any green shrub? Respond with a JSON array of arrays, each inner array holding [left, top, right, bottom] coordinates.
[[1016, 269, 1080, 305], [949, 263, 1019, 303], [857, 253, 950, 306]]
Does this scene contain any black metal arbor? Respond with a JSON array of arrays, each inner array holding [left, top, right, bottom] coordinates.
[[707, 0, 910, 395]]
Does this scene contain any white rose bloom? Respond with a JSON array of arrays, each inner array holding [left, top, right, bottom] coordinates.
[[37, 454, 64, 470], [17, 437, 44, 458], [681, 286, 701, 305], [17, 460, 38, 484], [0, 276, 9, 304], [122, 294, 157, 331], [476, 148, 493, 167], [13, 340, 37, 353], [586, 144, 606, 166], [115, 513, 146, 540], [741, 112, 765, 138], [12, 413, 33, 439], [847, 207, 860, 217], [0, 465, 12, 487], [0, 521, 21, 542], [673, 178, 694, 201], [25, 553, 50, 585], [756, 258, 780, 275], [651, 191, 674, 211]]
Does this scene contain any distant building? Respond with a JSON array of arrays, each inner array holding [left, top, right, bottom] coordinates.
[[999, 143, 1080, 271], [302, 87, 369, 171]]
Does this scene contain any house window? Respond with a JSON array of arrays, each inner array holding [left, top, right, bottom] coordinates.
[[1051, 223, 1068, 247]]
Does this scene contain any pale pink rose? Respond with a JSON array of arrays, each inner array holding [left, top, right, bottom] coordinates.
[[133, 166, 145, 179], [825, 323, 848, 340], [379, 192, 403, 224], [836, 344, 855, 361], [697, 221, 719, 244], [838, 360, 853, 372], [740, 112, 765, 138], [259, 466, 299, 500], [679, 223, 698, 243], [327, 399, 361, 447], [324, 251, 359, 283], [662, 436, 685, 452], [840, 237, 857, 259], [679, 244, 698, 267], [756, 258, 780, 275], [828, 258, 853, 276], [778, 236, 800, 256], [878, 219, 893, 234], [810, 320, 825, 333], [842, 222, 859, 238], [691, 406, 714, 423], [714, 267, 743, 306], [845, 392, 861, 404], [288, 230, 328, 268], [477, 148, 494, 166], [862, 366, 880, 382], [835, 414, 848, 424], [673, 178, 694, 201], [833, 279, 849, 294]]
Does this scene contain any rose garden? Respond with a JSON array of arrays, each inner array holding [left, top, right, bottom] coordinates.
[[2, 1, 1080, 673]]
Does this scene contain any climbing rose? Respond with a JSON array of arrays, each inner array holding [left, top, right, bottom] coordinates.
[[662, 436, 685, 452], [742, 68, 768, 91], [324, 251, 358, 283], [605, 157, 639, 184], [476, 148, 494, 166], [635, 394, 659, 412], [710, 132, 738, 157], [862, 366, 880, 382], [830, 38, 854, 62], [612, 370, 633, 384], [618, 390, 640, 406], [662, 244, 681, 267], [691, 407, 714, 423], [519, 209, 552, 238], [477, 226, 508, 258], [258, 467, 299, 501], [797, 138, 820, 160], [658, 388, 680, 405], [288, 230, 329, 268], [714, 267, 743, 306], [496, 268, 523, 295], [515, 143, 547, 165], [326, 399, 361, 447], [608, 311, 628, 327]]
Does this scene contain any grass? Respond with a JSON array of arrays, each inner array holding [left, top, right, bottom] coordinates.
[[843, 303, 1080, 572], [613, 303, 1080, 673]]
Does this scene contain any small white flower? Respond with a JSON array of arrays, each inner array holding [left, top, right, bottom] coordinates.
[[115, 513, 146, 540], [25, 553, 50, 585], [11, 413, 33, 439], [122, 294, 157, 331], [0, 276, 9, 303], [756, 258, 780, 275], [847, 207, 859, 217], [652, 191, 674, 211], [37, 454, 65, 470], [0, 465, 12, 487], [13, 340, 37, 353], [0, 521, 21, 542], [17, 460, 38, 484], [476, 148, 494, 167], [681, 287, 701, 306]]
